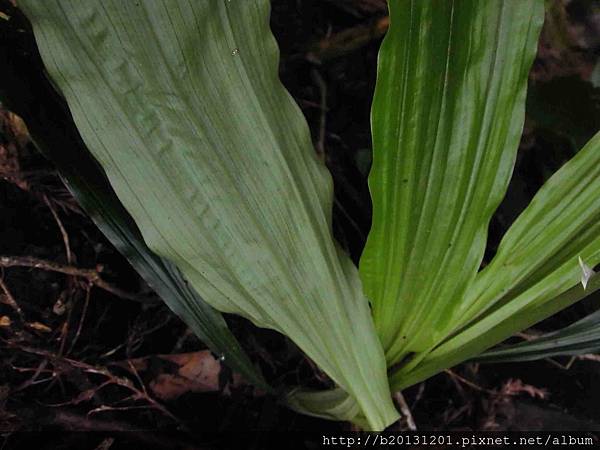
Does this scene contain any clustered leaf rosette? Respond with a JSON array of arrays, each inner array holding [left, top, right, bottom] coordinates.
[[18, 0, 600, 430]]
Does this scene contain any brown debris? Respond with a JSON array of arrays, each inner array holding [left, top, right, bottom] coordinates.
[[0, 255, 147, 302], [307, 16, 389, 63], [25, 321, 52, 333], [325, 0, 387, 18], [500, 378, 549, 400], [0, 111, 29, 191], [122, 351, 244, 401], [532, 0, 600, 82]]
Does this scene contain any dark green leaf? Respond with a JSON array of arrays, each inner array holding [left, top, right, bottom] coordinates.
[[476, 294, 600, 363]]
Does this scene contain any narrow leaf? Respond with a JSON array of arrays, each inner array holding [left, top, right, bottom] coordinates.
[[476, 302, 600, 363], [391, 272, 600, 390], [456, 131, 600, 332], [360, 0, 544, 364], [20, 0, 398, 429]]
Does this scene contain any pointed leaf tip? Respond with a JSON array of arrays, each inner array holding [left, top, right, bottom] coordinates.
[[579, 256, 595, 290]]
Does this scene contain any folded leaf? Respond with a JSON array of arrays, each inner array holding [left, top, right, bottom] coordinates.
[[20, 0, 398, 429], [286, 388, 362, 425], [0, 7, 267, 390], [360, 0, 544, 364]]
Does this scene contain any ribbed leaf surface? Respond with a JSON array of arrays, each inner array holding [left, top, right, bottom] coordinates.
[[391, 133, 600, 390], [392, 273, 600, 391], [458, 131, 600, 329], [477, 304, 600, 363], [21, 0, 397, 429], [0, 5, 267, 390], [360, 0, 544, 364]]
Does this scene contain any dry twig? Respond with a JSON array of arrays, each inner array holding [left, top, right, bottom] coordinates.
[[393, 391, 417, 430], [310, 69, 328, 157], [5, 343, 182, 426], [43, 194, 73, 264], [66, 285, 91, 355], [307, 16, 389, 62], [0, 274, 23, 320], [444, 369, 497, 395], [0, 256, 145, 302]]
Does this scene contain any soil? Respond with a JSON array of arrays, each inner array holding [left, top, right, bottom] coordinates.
[[1, 0, 600, 448]]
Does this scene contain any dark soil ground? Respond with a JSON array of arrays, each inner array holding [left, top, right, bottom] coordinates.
[[1, 0, 600, 449]]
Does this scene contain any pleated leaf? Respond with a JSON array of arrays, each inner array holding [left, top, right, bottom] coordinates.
[[0, 9, 267, 390], [390, 133, 600, 391], [360, 0, 544, 365], [20, 0, 398, 429]]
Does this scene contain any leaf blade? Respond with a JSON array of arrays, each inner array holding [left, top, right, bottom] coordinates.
[[457, 131, 600, 331], [390, 131, 600, 390], [476, 305, 600, 363], [0, 9, 267, 390], [20, 0, 398, 429], [391, 272, 600, 390], [361, 0, 544, 364]]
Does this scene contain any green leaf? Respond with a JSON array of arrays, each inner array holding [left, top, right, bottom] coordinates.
[[476, 298, 600, 363], [360, 0, 544, 365], [391, 272, 600, 390], [20, 0, 398, 429], [456, 131, 600, 334], [390, 132, 600, 391], [286, 388, 363, 426], [0, 8, 268, 390]]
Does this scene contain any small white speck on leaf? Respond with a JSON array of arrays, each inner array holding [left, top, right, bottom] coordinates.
[[579, 256, 595, 290], [231, 48, 239, 56]]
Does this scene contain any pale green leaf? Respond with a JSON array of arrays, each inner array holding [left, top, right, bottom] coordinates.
[[286, 388, 362, 425], [20, 0, 398, 429], [360, 0, 544, 365], [0, 9, 268, 390]]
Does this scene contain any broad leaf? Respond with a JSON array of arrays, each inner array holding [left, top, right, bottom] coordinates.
[[391, 132, 600, 391], [360, 0, 544, 365], [20, 0, 398, 429], [0, 6, 267, 390]]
